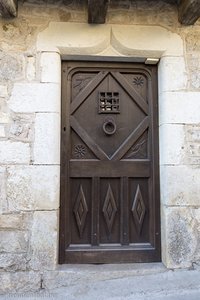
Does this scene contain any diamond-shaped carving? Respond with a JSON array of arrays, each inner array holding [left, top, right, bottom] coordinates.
[[131, 185, 146, 235], [73, 185, 88, 238], [102, 184, 117, 234], [72, 72, 147, 159]]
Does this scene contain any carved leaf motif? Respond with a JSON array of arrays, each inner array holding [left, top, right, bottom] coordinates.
[[102, 184, 117, 234], [126, 139, 147, 159], [131, 185, 146, 235], [73, 185, 88, 238], [73, 76, 93, 95], [133, 76, 144, 87]]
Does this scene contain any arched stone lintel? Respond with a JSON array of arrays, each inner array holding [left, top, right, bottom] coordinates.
[[37, 23, 184, 59]]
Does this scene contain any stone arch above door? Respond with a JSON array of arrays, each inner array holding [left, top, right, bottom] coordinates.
[[37, 22, 184, 58]]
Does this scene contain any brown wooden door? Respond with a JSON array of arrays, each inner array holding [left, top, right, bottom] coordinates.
[[60, 61, 161, 264]]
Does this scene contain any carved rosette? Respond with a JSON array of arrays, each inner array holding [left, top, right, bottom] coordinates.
[[74, 144, 86, 159]]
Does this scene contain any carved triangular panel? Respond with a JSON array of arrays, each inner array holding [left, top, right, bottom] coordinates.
[[123, 130, 148, 159], [122, 73, 148, 103], [73, 185, 88, 238], [131, 184, 146, 235], [72, 72, 96, 98], [71, 130, 98, 159], [102, 184, 117, 234]]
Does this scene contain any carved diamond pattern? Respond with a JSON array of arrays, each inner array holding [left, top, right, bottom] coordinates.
[[73, 185, 88, 238], [71, 72, 148, 160], [132, 185, 146, 235], [102, 184, 117, 234]]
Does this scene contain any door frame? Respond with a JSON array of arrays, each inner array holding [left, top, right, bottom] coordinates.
[[37, 22, 187, 268], [59, 57, 161, 264]]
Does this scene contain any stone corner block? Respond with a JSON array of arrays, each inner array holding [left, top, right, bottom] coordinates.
[[159, 124, 185, 165], [9, 83, 60, 113], [159, 92, 200, 125], [0, 271, 41, 294], [33, 113, 60, 165], [40, 52, 61, 83], [0, 253, 28, 272], [158, 57, 188, 93], [161, 207, 199, 269], [28, 210, 58, 271], [7, 165, 60, 212], [0, 231, 28, 253], [160, 165, 200, 207], [0, 141, 30, 164]]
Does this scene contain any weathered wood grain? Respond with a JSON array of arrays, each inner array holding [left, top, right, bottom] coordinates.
[[178, 0, 200, 25], [88, 0, 108, 24], [0, 0, 199, 26], [0, 0, 18, 18]]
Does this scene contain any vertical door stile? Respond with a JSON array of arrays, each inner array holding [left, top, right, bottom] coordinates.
[[150, 67, 160, 250], [66, 68, 72, 248], [147, 69, 156, 248], [59, 63, 71, 263], [120, 177, 129, 245], [91, 177, 100, 246]]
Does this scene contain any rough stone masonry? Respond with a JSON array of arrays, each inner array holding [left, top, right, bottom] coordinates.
[[0, 0, 200, 294]]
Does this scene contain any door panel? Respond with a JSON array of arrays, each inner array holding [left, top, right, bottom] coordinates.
[[60, 61, 161, 264]]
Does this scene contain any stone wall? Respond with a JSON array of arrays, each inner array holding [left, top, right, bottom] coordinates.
[[0, 0, 200, 294]]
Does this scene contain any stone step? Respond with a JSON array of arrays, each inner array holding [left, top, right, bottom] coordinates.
[[1, 264, 200, 300]]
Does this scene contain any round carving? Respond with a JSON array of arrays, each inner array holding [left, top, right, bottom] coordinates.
[[74, 144, 86, 158], [103, 119, 117, 136]]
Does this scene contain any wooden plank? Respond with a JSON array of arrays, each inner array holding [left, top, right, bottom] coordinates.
[[111, 72, 149, 115], [0, 0, 18, 18], [91, 177, 100, 246], [59, 63, 72, 263], [120, 177, 129, 245], [178, 0, 200, 25], [88, 0, 108, 24], [111, 116, 149, 161], [70, 160, 150, 177], [70, 71, 108, 114], [65, 246, 158, 264], [70, 116, 109, 160]]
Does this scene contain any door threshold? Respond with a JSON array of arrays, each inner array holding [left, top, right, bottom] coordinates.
[[56, 262, 166, 275], [42, 263, 166, 290]]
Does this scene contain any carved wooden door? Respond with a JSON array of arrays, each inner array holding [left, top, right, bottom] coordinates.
[[60, 61, 161, 263]]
